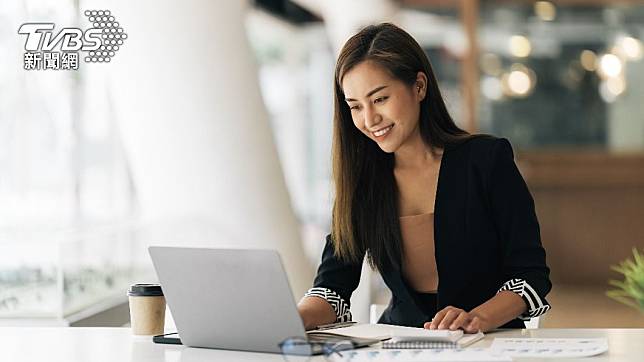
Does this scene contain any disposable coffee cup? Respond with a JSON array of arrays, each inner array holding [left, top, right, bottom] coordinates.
[[128, 284, 166, 336]]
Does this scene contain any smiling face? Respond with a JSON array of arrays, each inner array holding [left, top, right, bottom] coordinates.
[[341, 60, 426, 154]]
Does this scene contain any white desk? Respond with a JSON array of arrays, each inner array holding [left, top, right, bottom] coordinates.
[[0, 327, 642, 362]]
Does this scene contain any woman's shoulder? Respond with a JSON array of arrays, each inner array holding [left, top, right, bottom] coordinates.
[[447, 134, 514, 168], [448, 133, 507, 153]]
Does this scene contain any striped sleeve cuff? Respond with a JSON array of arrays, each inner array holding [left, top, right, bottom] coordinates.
[[497, 278, 551, 320], [304, 287, 352, 322]]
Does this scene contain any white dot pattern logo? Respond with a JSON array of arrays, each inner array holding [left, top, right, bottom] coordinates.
[[83, 9, 127, 63]]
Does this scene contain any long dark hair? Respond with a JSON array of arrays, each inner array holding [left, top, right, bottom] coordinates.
[[331, 23, 471, 274]]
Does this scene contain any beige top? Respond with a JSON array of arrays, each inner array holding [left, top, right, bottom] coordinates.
[[399, 212, 439, 293]]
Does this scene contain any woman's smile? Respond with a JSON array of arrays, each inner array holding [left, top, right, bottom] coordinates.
[[373, 124, 394, 140]]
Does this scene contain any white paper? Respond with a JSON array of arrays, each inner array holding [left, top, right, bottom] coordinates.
[[309, 324, 461, 341], [307, 323, 394, 340], [309, 324, 486, 348], [456, 332, 485, 347], [490, 338, 608, 358], [389, 326, 463, 342], [329, 348, 512, 362]]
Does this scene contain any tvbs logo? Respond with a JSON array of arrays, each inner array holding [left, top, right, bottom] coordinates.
[[18, 10, 127, 70], [18, 24, 102, 52]]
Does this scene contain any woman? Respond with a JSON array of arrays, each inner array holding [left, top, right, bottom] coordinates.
[[297, 23, 551, 333]]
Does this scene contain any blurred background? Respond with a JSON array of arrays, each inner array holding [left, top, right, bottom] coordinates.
[[1, 0, 643, 328]]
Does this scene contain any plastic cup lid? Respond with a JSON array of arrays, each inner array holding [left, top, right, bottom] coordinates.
[[127, 283, 164, 297]]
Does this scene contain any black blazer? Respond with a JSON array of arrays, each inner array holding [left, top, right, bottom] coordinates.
[[311, 135, 551, 328]]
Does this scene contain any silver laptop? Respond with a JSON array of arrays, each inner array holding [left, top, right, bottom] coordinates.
[[148, 246, 377, 354]]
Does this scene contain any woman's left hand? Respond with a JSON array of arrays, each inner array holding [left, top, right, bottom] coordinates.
[[423, 306, 485, 333]]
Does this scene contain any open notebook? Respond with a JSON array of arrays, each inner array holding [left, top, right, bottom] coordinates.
[[383, 326, 485, 349], [306, 323, 485, 349]]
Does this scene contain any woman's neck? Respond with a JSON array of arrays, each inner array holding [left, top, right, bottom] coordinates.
[[394, 127, 440, 170]]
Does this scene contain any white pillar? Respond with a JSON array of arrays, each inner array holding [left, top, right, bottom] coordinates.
[[608, 59, 644, 151], [101, 0, 313, 298], [292, 0, 399, 55]]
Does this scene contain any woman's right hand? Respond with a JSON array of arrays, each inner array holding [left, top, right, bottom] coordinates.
[[297, 296, 337, 330]]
